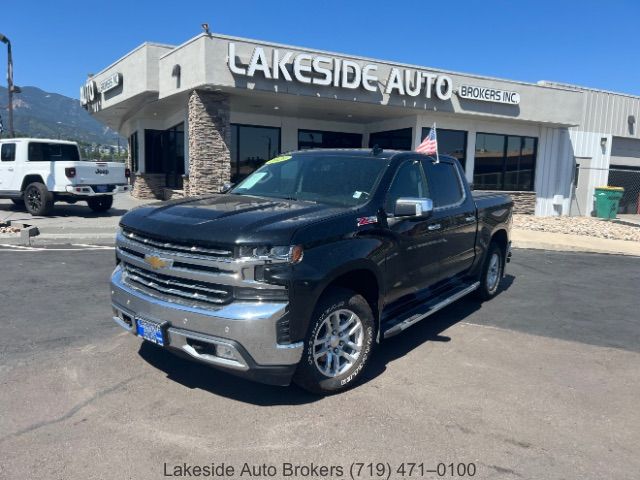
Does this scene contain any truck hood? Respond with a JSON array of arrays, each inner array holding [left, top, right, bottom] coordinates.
[[120, 194, 349, 246]]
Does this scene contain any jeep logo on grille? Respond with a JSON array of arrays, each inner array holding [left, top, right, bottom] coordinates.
[[95, 168, 109, 175], [144, 255, 173, 270]]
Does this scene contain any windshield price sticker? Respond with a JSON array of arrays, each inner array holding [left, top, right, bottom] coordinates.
[[162, 461, 478, 478]]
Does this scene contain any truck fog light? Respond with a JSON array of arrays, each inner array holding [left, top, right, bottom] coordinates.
[[216, 345, 237, 360]]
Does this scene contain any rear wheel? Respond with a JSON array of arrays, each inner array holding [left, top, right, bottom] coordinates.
[[476, 243, 504, 300], [294, 287, 375, 395], [24, 182, 54, 216], [87, 195, 113, 212]]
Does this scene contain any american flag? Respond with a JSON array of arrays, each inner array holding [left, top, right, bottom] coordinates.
[[416, 123, 438, 156]]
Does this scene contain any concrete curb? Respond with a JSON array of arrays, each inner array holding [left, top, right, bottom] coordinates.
[[511, 229, 640, 257], [30, 232, 115, 246], [512, 240, 640, 256], [0, 222, 39, 246]]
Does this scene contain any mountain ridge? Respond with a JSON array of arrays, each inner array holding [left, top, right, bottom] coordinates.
[[0, 85, 124, 145]]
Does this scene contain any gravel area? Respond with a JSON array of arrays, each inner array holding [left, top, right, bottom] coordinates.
[[0, 222, 20, 234], [514, 214, 640, 242]]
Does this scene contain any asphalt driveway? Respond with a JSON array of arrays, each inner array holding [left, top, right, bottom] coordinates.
[[0, 247, 638, 479]]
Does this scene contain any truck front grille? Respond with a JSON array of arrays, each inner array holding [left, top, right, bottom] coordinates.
[[116, 227, 288, 307], [122, 263, 233, 306], [121, 228, 233, 259]]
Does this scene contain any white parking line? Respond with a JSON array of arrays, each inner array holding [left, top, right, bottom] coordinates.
[[0, 244, 114, 252]]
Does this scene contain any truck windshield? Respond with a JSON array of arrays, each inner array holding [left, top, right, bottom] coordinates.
[[231, 153, 389, 207], [28, 142, 80, 162]]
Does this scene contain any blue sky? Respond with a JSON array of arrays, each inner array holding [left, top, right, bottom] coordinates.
[[2, 0, 639, 98]]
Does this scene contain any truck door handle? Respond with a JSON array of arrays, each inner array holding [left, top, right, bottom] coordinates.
[[428, 223, 441, 231], [465, 215, 475, 222], [7, 167, 13, 172]]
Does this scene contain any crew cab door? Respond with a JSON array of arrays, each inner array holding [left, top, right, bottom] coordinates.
[[422, 158, 477, 281], [0, 143, 19, 192], [383, 159, 446, 304]]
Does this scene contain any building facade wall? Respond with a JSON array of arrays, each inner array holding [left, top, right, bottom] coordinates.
[[577, 89, 640, 139], [568, 130, 612, 216]]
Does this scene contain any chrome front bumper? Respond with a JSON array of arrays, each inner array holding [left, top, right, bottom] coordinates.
[[110, 266, 303, 382]]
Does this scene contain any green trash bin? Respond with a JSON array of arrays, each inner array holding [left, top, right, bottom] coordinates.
[[594, 186, 624, 219]]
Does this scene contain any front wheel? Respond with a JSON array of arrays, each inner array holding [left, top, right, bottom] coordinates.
[[87, 195, 113, 213], [476, 243, 504, 300], [294, 287, 375, 395]]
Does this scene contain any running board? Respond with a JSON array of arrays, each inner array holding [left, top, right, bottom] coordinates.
[[382, 281, 480, 339]]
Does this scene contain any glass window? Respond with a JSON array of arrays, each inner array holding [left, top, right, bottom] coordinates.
[[385, 160, 429, 212], [421, 128, 467, 170], [28, 142, 80, 162], [129, 132, 139, 172], [518, 137, 536, 191], [232, 153, 389, 207], [423, 160, 463, 207], [298, 129, 363, 149], [143, 124, 185, 187], [1, 143, 16, 162], [474, 133, 505, 190], [474, 133, 537, 191], [144, 129, 163, 173], [231, 124, 281, 184], [369, 128, 413, 150]]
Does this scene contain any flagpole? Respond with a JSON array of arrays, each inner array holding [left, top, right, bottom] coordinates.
[[434, 122, 439, 164]]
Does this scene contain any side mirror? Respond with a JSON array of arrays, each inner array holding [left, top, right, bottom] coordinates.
[[221, 181, 234, 193], [395, 197, 434, 217]]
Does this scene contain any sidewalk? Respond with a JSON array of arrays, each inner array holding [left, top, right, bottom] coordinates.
[[512, 229, 640, 256]]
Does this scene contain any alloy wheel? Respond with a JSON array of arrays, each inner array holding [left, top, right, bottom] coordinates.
[[26, 187, 42, 212], [312, 309, 364, 378], [486, 252, 501, 292]]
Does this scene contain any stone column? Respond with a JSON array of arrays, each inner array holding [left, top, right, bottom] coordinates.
[[187, 90, 231, 196]]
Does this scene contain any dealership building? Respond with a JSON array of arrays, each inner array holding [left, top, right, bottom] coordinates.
[[83, 32, 640, 216]]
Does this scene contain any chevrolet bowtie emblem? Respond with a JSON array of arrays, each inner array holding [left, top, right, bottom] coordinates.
[[144, 255, 172, 270]]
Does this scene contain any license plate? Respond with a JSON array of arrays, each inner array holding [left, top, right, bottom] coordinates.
[[96, 185, 108, 193], [136, 318, 165, 346]]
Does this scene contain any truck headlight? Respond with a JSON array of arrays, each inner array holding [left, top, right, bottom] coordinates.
[[238, 245, 303, 264]]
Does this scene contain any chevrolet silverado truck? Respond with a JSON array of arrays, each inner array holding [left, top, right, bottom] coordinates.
[[0, 138, 130, 215], [111, 148, 512, 394]]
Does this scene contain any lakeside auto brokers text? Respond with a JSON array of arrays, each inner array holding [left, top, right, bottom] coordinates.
[[163, 461, 477, 478]]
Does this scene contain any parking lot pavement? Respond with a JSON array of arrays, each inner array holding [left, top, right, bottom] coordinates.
[[0, 248, 639, 480], [0, 194, 153, 243]]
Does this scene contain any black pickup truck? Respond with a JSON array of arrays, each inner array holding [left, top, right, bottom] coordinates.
[[111, 149, 512, 394]]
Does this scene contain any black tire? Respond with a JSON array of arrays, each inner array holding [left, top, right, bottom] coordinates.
[[294, 287, 375, 395], [24, 182, 54, 216], [476, 242, 504, 300], [87, 195, 113, 213], [11, 198, 25, 208]]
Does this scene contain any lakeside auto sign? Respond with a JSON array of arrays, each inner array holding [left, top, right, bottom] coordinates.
[[80, 72, 122, 111], [227, 43, 454, 100]]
